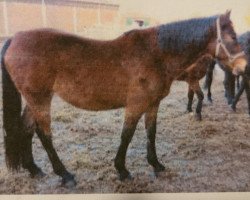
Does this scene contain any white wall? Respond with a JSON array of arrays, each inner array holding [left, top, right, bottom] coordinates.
[[119, 0, 250, 34]]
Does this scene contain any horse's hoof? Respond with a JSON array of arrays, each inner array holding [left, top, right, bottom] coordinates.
[[62, 179, 77, 188], [33, 171, 46, 178], [119, 170, 132, 181], [61, 173, 76, 188], [195, 113, 202, 121], [154, 163, 165, 173], [154, 163, 165, 177], [227, 99, 233, 105], [186, 109, 192, 113], [30, 168, 46, 178], [231, 104, 236, 112], [207, 97, 213, 103]]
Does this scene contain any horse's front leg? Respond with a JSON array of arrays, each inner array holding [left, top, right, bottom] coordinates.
[[236, 75, 240, 91], [25, 92, 76, 187], [205, 62, 215, 102], [244, 77, 250, 115], [187, 85, 194, 112], [145, 103, 165, 175], [224, 70, 235, 104], [114, 108, 142, 181], [195, 85, 204, 121], [231, 79, 245, 111]]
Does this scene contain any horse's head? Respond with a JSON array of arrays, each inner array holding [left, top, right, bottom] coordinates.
[[208, 11, 247, 75]]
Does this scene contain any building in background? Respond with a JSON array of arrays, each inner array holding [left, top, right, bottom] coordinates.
[[0, 0, 159, 41], [121, 11, 159, 31]]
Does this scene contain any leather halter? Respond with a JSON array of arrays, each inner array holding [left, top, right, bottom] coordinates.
[[215, 17, 245, 63]]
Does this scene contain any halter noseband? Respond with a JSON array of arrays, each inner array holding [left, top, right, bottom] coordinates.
[[215, 17, 245, 63]]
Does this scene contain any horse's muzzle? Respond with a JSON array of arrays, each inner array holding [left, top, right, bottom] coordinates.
[[232, 58, 247, 76]]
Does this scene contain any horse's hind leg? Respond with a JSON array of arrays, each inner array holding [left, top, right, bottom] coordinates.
[[24, 92, 76, 187], [35, 127, 76, 187], [21, 106, 45, 177], [195, 86, 204, 121], [145, 102, 165, 175], [187, 85, 194, 112], [205, 62, 215, 102], [191, 81, 204, 121]]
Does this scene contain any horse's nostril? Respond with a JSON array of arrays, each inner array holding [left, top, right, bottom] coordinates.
[[233, 66, 245, 76], [232, 68, 241, 76]]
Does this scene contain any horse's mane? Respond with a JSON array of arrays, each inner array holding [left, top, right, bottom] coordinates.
[[238, 31, 250, 52], [157, 15, 218, 54], [238, 31, 250, 75]]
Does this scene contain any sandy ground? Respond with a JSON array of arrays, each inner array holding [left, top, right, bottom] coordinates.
[[0, 66, 250, 194]]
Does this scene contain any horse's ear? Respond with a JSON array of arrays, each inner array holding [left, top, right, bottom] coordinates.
[[225, 10, 231, 19], [220, 10, 232, 26]]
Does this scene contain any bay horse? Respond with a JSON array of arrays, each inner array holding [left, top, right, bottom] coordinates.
[[204, 31, 250, 114], [231, 32, 250, 114], [1, 11, 247, 187], [176, 54, 216, 120], [231, 72, 250, 115]]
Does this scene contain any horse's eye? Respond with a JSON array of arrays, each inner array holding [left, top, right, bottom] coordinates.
[[232, 36, 236, 40]]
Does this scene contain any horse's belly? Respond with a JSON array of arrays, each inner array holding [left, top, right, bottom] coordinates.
[[53, 70, 129, 111]]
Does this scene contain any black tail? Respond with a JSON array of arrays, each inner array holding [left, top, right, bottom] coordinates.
[[1, 38, 23, 171]]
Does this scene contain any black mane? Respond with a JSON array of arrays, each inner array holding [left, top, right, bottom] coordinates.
[[157, 15, 218, 54], [238, 31, 250, 52], [239, 31, 250, 75]]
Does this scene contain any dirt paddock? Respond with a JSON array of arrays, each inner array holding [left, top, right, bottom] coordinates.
[[0, 66, 250, 194]]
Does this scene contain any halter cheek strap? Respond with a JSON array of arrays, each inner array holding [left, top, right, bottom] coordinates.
[[215, 18, 245, 63]]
